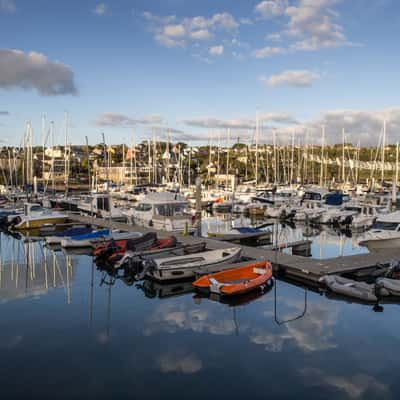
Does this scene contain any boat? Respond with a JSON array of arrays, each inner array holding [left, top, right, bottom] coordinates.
[[92, 232, 159, 257], [320, 275, 378, 302], [45, 226, 94, 245], [375, 277, 400, 297], [358, 223, 400, 251], [123, 247, 242, 281], [126, 191, 195, 233], [10, 203, 68, 230], [207, 227, 270, 242], [77, 193, 125, 221], [192, 261, 273, 296], [61, 230, 142, 248], [111, 241, 207, 266]]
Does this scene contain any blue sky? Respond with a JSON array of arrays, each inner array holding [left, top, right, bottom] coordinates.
[[0, 0, 400, 146]]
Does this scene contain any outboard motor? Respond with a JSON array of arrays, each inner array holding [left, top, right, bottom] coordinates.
[[341, 215, 353, 227]]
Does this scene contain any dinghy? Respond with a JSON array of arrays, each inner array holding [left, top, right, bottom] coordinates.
[[61, 230, 142, 248], [121, 247, 241, 281], [375, 278, 400, 297], [193, 261, 273, 296], [92, 232, 158, 257], [207, 227, 270, 242], [320, 275, 378, 302], [45, 226, 94, 245], [108, 241, 205, 265]]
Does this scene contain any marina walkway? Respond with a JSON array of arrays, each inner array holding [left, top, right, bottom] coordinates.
[[67, 213, 400, 283]]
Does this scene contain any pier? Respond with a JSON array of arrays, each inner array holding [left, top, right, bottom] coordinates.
[[67, 213, 400, 284]]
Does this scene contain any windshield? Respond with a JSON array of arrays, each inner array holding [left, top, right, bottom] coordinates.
[[155, 204, 187, 216]]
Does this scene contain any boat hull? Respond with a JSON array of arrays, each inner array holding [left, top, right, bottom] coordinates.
[[15, 217, 68, 230]]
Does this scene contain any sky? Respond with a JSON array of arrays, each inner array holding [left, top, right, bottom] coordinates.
[[0, 0, 400, 147]]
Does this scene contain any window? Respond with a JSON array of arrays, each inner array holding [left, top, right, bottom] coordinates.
[[137, 203, 152, 212]]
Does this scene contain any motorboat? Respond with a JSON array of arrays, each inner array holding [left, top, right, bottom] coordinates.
[[121, 247, 242, 281], [77, 193, 125, 221], [358, 222, 400, 251], [192, 261, 273, 296], [126, 192, 195, 233], [10, 203, 68, 230]]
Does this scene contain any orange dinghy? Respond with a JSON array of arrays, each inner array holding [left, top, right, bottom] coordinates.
[[193, 261, 273, 296]]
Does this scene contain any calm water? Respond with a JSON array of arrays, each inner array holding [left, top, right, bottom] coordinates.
[[0, 231, 398, 400]]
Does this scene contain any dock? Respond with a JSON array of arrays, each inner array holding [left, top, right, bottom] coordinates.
[[67, 213, 400, 283]]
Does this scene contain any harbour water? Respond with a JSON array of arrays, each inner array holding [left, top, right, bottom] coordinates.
[[0, 230, 398, 400]]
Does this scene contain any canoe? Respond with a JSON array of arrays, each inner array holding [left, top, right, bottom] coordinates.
[[92, 232, 158, 257], [193, 261, 273, 296], [146, 247, 242, 281]]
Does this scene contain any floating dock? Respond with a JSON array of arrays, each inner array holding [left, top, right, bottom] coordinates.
[[67, 213, 400, 283]]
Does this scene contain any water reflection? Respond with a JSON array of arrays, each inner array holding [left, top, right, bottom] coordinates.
[[1, 233, 400, 399]]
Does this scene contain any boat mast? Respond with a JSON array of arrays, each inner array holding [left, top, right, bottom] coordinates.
[[381, 119, 386, 184], [226, 128, 230, 188], [64, 111, 69, 197], [85, 136, 91, 192], [319, 125, 325, 187], [255, 112, 259, 186], [342, 128, 345, 183]]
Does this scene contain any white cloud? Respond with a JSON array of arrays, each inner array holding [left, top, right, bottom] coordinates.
[[94, 113, 164, 127], [255, 0, 288, 19], [143, 11, 238, 51], [286, 0, 348, 50], [253, 46, 286, 58], [189, 29, 212, 40], [93, 3, 110, 16], [0, 0, 16, 13], [260, 69, 321, 87], [209, 45, 224, 56], [163, 24, 186, 38], [0, 48, 77, 96]]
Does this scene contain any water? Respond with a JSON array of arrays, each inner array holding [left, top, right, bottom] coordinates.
[[202, 213, 369, 259], [0, 232, 398, 400]]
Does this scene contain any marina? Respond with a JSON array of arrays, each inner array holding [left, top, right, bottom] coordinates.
[[3, 1, 400, 398]]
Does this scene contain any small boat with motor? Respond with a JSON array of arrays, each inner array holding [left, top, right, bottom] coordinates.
[[92, 232, 159, 258], [192, 261, 273, 296], [111, 241, 207, 266], [121, 247, 242, 281], [10, 203, 68, 230]]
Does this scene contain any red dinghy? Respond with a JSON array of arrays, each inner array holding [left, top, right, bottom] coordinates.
[[193, 261, 273, 296], [93, 232, 157, 257]]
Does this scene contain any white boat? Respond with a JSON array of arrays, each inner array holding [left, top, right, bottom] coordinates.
[[10, 203, 68, 230], [61, 230, 142, 248], [127, 192, 195, 233], [146, 247, 242, 281], [341, 204, 380, 230], [77, 193, 125, 221], [358, 223, 400, 251]]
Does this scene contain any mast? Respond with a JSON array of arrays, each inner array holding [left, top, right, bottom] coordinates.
[[64, 112, 69, 196], [85, 136, 91, 192], [342, 128, 345, 183], [382, 119, 386, 183], [226, 128, 230, 188], [290, 129, 295, 185], [319, 125, 325, 187], [255, 112, 259, 186]]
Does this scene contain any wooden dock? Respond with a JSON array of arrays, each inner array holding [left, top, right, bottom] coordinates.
[[67, 213, 400, 283]]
